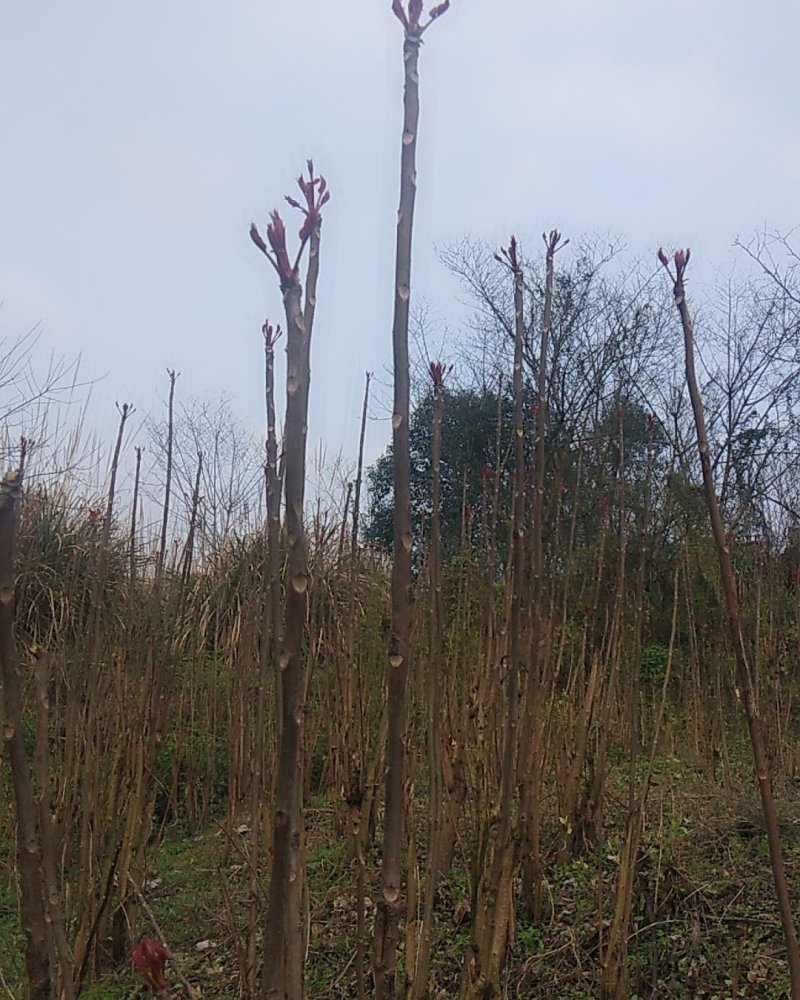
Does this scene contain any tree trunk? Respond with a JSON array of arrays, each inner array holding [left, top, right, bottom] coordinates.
[[256, 167, 327, 999], [662, 247, 800, 998], [373, 20, 422, 1000]]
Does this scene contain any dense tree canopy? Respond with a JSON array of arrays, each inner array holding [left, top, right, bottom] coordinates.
[[366, 384, 518, 557]]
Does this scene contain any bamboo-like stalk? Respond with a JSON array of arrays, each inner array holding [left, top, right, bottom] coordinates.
[[181, 451, 204, 585], [463, 236, 525, 998], [411, 361, 449, 997], [264, 320, 284, 749], [252, 163, 329, 999], [582, 403, 628, 860], [344, 372, 373, 849], [337, 482, 353, 566], [519, 229, 566, 919], [601, 412, 654, 999], [375, 4, 451, 995], [129, 445, 143, 582], [110, 383, 179, 984], [349, 370, 372, 1000], [660, 246, 800, 997], [33, 648, 75, 1000], [72, 401, 134, 977], [157, 371, 179, 583], [248, 319, 283, 995]]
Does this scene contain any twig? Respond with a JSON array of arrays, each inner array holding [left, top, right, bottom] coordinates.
[[0, 961, 16, 1000], [331, 949, 356, 990], [128, 874, 199, 998]]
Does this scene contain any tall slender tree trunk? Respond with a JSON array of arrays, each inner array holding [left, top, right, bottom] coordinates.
[[373, 14, 415, 965], [411, 362, 448, 997], [462, 237, 525, 999], [263, 273, 312, 999], [181, 451, 204, 586], [252, 165, 328, 1000], [374, 3, 452, 992], [84, 401, 133, 965], [129, 445, 143, 582], [348, 371, 372, 1000], [249, 320, 283, 995], [519, 229, 565, 919], [109, 384, 176, 987], [157, 371, 178, 584], [33, 648, 75, 999], [661, 246, 800, 998], [601, 414, 653, 1000]]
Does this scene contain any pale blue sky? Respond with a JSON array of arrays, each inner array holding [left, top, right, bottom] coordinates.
[[2, 1, 798, 474]]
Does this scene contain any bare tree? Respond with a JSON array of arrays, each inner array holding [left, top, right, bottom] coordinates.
[[251, 162, 329, 999], [0, 321, 83, 449], [146, 392, 263, 562], [736, 229, 800, 308], [373, 3, 451, 996], [659, 246, 800, 998]]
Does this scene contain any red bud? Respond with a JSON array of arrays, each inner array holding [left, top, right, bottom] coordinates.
[[133, 937, 167, 991], [391, 0, 408, 27], [250, 223, 268, 255]]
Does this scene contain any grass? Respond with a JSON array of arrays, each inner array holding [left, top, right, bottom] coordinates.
[[0, 876, 25, 995], [2, 750, 800, 997]]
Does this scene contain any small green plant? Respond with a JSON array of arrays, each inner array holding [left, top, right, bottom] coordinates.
[[641, 642, 669, 686], [514, 921, 543, 957]]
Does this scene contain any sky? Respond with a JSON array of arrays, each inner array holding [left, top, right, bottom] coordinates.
[[1, 0, 798, 483]]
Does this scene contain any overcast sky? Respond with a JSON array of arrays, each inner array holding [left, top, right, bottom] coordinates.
[[2, 0, 798, 478]]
